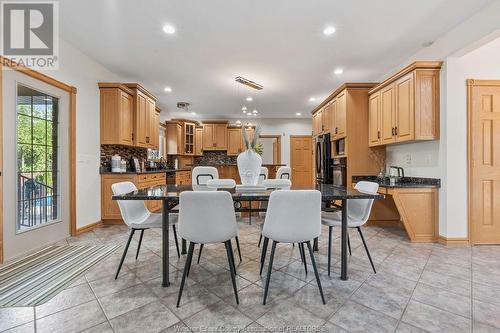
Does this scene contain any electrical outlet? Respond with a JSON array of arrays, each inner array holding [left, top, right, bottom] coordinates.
[[405, 154, 412, 165]]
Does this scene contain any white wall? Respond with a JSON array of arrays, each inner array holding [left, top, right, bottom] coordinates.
[[41, 39, 124, 228], [384, 0, 500, 238]]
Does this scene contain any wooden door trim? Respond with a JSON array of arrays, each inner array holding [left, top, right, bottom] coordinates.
[[260, 134, 281, 164], [0, 58, 78, 263], [467, 79, 500, 245]]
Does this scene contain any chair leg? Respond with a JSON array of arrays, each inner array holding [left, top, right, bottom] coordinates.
[[263, 240, 277, 305], [228, 239, 238, 275], [306, 241, 326, 304], [328, 226, 332, 276], [115, 229, 135, 280], [187, 244, 196, 277], [135, 229, 145, 260], [172, 224, 181, 259], [298, 242, 304, 263], [176, 242, 195, 308], [258, 234, 262, 248], [357, 227, 376, 274], [347, 231, 352, 256], [197, 244, 204, 264], [225, 240, 239, 304], [259, 237, 269, 275], [299, 242, 308, 276], [235, 236, 242, 262]]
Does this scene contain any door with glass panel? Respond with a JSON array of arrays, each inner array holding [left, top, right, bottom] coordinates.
[[2, 69, 70, 260]]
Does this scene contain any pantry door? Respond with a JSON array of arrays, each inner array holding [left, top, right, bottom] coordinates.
[[2, 67, 71, 261], [468, 80, 500, 244]]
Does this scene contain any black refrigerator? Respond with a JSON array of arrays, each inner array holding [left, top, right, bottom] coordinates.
[[315, 133, 333, 184]]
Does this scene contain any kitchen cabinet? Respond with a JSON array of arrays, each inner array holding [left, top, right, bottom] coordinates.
[[368, 61, 441, 147], [323, 102, 333, 134], [195, 126, 203, 156], [101, 172, 167, 223], [333, 90, 347, 139], [150, 107, 160, 149], [183, 122, 195, 155], [203, 123, 228, 150], [175, 171, 191, 185], [312, 109, 323, 136], [99, 84, 134, 146], [166, 121, 182, 155], [227, 127, 255, 156]]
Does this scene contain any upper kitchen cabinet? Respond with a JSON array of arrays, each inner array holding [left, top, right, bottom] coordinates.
[[124, 83, 158, 149], [98, 83, 134, 146], [227, 126, 255, 156], [203, 122, 228, 150], [166, 121, 182, 155], [194, 126, 203, 156], [183, 122, 196, 155], [368, 61, 442, 147], [332, 90, 347, 139], [312, 108, 323, 136]]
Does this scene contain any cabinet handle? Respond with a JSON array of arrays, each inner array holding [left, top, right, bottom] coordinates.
[[395, 126, 398, 135], [377, 131, 381, 139], [131, 133, 134, 141], [335, 127, 338, 134], [391, 127, 395, 136]]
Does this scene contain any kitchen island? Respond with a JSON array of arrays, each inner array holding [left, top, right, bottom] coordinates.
[[353, 176, 440, 243]]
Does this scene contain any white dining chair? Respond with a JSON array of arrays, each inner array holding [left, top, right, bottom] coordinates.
[[176, 191, 240, 307], [112, 181, 181, 279], [321, 181, 379, 276], [260, 190, 325, 305], [276, 166, 291, 180], [192, 166, 219, 185], [258, 166, 269, 184]]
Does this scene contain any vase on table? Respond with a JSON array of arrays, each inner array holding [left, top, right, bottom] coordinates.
[[237, 149, 262, 185]]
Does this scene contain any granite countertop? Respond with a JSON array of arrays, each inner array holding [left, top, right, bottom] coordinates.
[[100, 169, 177, 175], [352, 176, 441, 188]]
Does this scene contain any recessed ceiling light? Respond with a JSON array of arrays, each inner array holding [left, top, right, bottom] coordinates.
[[246, 97, 253, 102], [191, 112, 196, 115], [162, 24, 176, 34], [334, 68, 343, 75], [309, 97, 316, 102], [252, 109, 258, 114], [323, 26, 336, 36], [241, 106, 247, 111], [296, 112, 302, 116], [164, 86, 172, 92], [242, 110, 247, 113], [253, 113, 257, 116]]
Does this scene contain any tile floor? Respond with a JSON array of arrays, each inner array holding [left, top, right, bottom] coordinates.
[[1, 218, 500, 333]]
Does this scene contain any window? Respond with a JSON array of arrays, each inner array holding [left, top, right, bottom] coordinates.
[[16, 84, 60, 231]]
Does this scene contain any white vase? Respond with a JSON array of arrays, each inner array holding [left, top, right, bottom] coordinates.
[[237, 149, 262, 185]]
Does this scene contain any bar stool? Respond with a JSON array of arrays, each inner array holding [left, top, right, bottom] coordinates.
[[112, 181, 181, 279], [321, 181, 379, 276], [177, 191, 240, 307], [276, 166, 291, 180], [260, 190, 325, 305]]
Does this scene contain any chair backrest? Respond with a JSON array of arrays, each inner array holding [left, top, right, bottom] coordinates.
[[111, 182, 150, 228], [178, 191, 238, 244], [192, 166, 219, 185], [262, 190, 321, 243], [258, 166, 269, 184], [348, 181, 379, 224], [276, 166, 291, 180]]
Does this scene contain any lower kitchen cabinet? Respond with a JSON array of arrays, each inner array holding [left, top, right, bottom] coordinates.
[[101, 172, 167, 223]]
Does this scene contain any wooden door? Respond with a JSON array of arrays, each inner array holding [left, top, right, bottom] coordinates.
[[227, 128, 242, 155], [380, 84, 396, 144], [290, 136, 313, 188], [195, 127, 203, 155], [395, 73, 415, 142], [119, 90, 133, 145], [323, 102, 332, 133], [135, 92, 148, 147], [368, 92, 381, 146], [203, 124, 214, 149], [214, 124, 227, 149], [336, 91, 347, 138], [468, 80, 500, 244]]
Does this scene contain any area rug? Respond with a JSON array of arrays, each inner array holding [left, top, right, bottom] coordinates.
[[0, 244, 118, 307]]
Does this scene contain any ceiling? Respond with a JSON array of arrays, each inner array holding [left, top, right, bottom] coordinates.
[[58, 0, 493, 119]]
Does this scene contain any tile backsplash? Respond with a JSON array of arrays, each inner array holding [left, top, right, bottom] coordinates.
[[100, 145, 148, 170], [193, 151, 236, 165]]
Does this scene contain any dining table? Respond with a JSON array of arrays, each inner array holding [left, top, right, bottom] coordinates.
[[112, 183, 384, 287]]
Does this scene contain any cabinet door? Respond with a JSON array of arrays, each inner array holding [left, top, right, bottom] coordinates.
[[145, 97, 155, 147], [135, 92, 148, 147], [150, 110, 160, 149], [368, 92, 382, 146], [335, 91, 347, 138], [380, 84, 396, 144], [214, 124, 227, 149], [330, 98, 337, 138], [184, 122, 195, 155], [227, 128, 242, 155], [323, 103, 332, 133], [119, 91, 133, 145], [195, 127, 203, 155], [395, 73, 415, 142], [203, 124, 214, 150]]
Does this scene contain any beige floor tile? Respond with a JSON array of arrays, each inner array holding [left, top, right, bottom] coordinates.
[[402, 300, 471, 333], [99, 284, 158, 319], [412, 282, 471, 318]]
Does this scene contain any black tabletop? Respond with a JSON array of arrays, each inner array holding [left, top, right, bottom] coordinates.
[[112, 183, 384, 201]]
